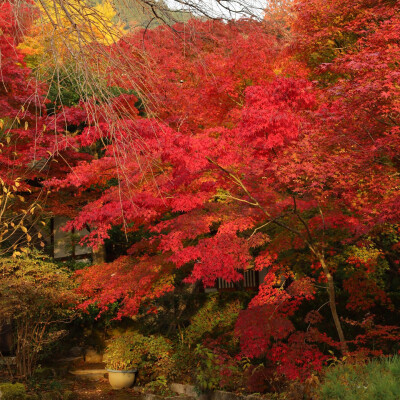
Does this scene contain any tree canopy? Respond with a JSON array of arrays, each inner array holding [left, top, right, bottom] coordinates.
[[1, 0, 400, 382]]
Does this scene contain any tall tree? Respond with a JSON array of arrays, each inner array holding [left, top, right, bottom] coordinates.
[[46, 1, 400, 378]]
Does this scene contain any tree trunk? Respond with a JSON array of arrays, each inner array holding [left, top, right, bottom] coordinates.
[[318, 254, 348, 355]]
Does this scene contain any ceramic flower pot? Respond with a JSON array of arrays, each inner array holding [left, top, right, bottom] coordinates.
[[107, 369, 137, 389]]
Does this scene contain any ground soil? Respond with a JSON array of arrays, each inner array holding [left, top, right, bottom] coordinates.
[[68, 378, 141, 400]]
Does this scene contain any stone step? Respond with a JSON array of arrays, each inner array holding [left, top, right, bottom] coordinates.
[[69, 369, 107, 381]]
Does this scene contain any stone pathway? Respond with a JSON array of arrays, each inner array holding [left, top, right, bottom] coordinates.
[[70, 369, 108, 381]]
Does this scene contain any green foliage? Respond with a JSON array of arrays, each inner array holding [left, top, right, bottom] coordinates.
[[32, 367, 55, 380], [104, 331, 172, 378], [320, 356, 400, 400], [168, 293, 244, 385], [0, 383, 26, 400], [46, 63, 140, 114], [26, 394, 39, 400], [0, 252, 79, 377], [145, 376, 173, 396], [104, 331, 144, 370], [46, 64, 124, 112], [27, 374, 69, 400], [194, 344, 221, 392], [40, 393, 56, 400], [62, 391, 74, 400], [184, 294, 242, 346], [27, 388, 70, 400], [0, 252, 77, 320], [185, 297, 244, 391], [104, 224, 149, 263], [169, 344, 194, 383], [142, 335, 173, 379]]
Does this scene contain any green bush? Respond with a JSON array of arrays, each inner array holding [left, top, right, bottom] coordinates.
[[26, 394, 39, 400], [320, 356, 400, 400], [0, 253, 78, 377], [185, 294, 242, 346], [62, 390, 74, 400], [37, 392, 69, 400], [104, 331, 172, 379], [194, 344, 221, 392], [0, 383, 26, 400], [169, 344, 195, 383], [145, 376, 174, 396], [169, 294, 244, 386], [32, 367, 55, 379], [40, 393, 56, 400], [104, 331, 145, 371]]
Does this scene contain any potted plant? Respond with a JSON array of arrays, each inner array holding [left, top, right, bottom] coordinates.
[[104, 331, 173, 390], [103, 332, 145, 389]]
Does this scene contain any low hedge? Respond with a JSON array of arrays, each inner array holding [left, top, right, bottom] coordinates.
[[0, 383, 26, 400], [320, 355, 400, 400]]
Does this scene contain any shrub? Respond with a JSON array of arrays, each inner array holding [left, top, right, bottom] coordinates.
[[26, 395, 39, 400], [0, 383, 26, 400], [169, 344, 195, 383], [104, 331, 172, 381], [169, 294, 244, 388], [40, 393, 56, 400], [104, 331, 145, 371], [62, 391, 74, 400], [0, 253, 79, 377], [185, 295, 242, 346], [320, 356, 400, 400], [194, 344, 222, 392], [32, 367, 55, 379], [145, 376, 174, 396], [185, 296, 244, 392]]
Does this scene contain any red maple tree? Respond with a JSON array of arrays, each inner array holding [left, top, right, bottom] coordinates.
[[43, 1, 400, 379]]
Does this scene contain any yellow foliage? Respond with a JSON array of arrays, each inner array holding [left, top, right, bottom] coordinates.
[[18, 0, 127, 69]]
